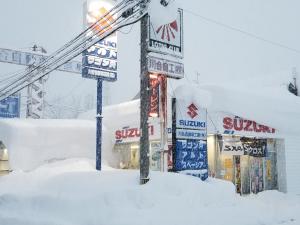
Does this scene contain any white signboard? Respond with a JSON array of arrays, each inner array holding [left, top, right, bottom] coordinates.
[[148, 9, 183, 58], [175, 99, 207, 141], [176, 100, 207, 131], [221, 140, 244, 156], [0, 48, 81, 74], [176, 129, 206, 140], [147, 55, 184, 79]]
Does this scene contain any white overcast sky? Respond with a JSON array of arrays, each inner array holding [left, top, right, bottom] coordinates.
[[0, 0, 300, 109]]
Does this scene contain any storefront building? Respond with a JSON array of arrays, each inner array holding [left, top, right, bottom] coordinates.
[[206, 112, 286, 194], [103, 101, 286, 195]]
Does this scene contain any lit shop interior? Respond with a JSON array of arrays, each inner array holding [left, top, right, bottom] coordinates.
[[0, 141, 9, 176], [207, 135, 285, 195], [110, 132, 284, 195], [112, 141, 164, 171]]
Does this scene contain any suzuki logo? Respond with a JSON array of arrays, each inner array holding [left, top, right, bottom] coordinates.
[[187, 103, 198, 119], [156, 20, 178, 42]]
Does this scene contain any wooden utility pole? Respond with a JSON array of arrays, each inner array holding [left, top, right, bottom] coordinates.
[[140, 14, 150, 184]]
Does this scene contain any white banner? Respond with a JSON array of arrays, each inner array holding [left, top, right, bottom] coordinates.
[[221, 140, 244, 156]]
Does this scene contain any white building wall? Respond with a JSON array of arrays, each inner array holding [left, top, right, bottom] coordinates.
[[284, 136, 300, 195], [276, 139, 287, 193]]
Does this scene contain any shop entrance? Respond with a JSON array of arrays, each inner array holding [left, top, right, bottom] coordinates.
[[208, 135, 280, 195]]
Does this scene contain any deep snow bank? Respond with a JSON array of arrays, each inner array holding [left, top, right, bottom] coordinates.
[[0, 119, 96, 171], [0, 158, 299, 225]]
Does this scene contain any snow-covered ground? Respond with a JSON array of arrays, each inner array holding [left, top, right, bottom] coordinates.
[[0, 158, 299, 225]]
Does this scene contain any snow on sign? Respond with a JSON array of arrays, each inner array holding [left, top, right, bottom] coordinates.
[[0, 95, 20, 118], [148, 9, 183, 58], [82, 0, 117, 81], [147, 55, 184, 79]]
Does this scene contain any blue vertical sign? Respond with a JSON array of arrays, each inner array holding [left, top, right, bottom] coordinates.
[[0, 95, 20, 118], [172, 98, 208, 180]]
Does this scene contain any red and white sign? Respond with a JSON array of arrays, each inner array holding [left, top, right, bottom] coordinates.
[[148, 9, 183, 58], [223, 116, 275, 134], [149, 74, 160, 118], [207, 112, 277, 137], [115, 125, 156, 143]]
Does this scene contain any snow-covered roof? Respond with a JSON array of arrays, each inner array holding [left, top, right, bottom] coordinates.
[[174, 83, 300, 136]]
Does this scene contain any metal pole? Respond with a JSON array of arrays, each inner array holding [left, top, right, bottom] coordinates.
[[96, 78, 103, 171], [140, 14, 150, 184]]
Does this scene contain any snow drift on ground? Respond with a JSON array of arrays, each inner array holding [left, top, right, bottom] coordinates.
[[0, 158, 299, 225]]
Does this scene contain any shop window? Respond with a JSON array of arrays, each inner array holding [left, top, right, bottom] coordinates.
[[0, 141, 10, 175]]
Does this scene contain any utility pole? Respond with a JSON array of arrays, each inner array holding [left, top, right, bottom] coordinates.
[[96, 79, 103, 170], [26, 45, 47, 119], [140, 13, 150, 184]]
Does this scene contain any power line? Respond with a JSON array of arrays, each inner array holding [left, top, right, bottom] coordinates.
[[0, 0, 145, 101], [183, 9, 300, 55]]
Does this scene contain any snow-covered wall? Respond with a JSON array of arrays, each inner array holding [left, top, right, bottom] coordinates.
[[0, 119, 96, 171], [284, 136, 300, 195]]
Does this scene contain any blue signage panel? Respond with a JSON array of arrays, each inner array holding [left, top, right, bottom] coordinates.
[[82, 41, 117, 81], [174, 139, 208, 171], [0, 95, 20, 118]]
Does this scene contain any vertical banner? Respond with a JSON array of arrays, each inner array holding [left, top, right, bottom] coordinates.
[[148, 74, 160, 117], [82, 0, 118, 81], [172, 98, 208, 180]]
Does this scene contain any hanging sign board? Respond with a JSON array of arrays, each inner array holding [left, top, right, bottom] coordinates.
[[220, 137, 267, 157], [148, 9, 183, 59], [221, 140, 244, 156], [82, 0, 118, 81]]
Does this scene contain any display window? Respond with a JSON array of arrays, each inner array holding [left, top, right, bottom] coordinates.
[[207, 135, 282, 195]]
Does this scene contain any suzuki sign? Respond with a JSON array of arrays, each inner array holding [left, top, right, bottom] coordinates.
[[176, 100, 207, 136]]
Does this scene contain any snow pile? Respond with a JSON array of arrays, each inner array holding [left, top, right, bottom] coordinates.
[[0, 158, 299, 225], [0, 119, 97, 171]]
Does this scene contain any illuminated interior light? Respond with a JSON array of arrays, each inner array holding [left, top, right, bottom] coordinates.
[[149, 73, 159, 79], [149, 112, 159, 117]]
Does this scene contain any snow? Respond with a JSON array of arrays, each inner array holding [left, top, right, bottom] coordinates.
[[174, 83, 300, 136], [0, 119, 97, 171], [148, 0, 180, 25], [0, 158, 299, 225]]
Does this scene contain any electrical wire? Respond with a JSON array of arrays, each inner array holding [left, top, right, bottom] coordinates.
[[0, 2, 127, 93], [0, 0, 146, 101], [183, 8, 300, 55]]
